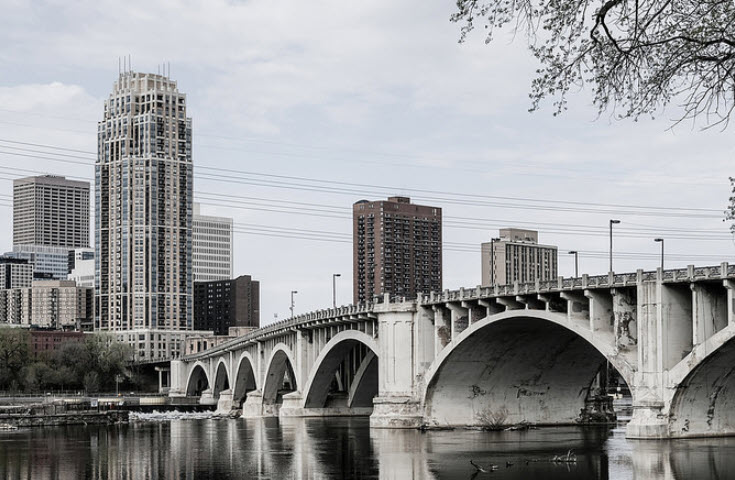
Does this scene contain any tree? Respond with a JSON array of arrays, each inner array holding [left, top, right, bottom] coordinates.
[[0, 329, 30, 390], [452, 0, 735, 128]]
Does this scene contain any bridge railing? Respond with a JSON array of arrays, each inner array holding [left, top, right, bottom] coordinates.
[[420, 263, 733, 305]]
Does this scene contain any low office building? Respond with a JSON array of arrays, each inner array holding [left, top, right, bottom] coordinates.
[[194, 275, 260, 336], [116, 329, 214, 362], [29, 330, 86, 358], [481, 228, 558, 286], [5, 245, 70, 280]]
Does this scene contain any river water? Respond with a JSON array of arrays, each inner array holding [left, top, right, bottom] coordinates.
[[0, 415, 734, 479]]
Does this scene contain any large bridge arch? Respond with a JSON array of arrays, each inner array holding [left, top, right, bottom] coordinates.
[[302, 330, 379, 409], [422, 310, 634, 428], [232, 351, 259, 407], [667, 326, 735, 437], [263, 343, 299, 405], [213, 359, 231, 398], [186, 362, 211, 397]]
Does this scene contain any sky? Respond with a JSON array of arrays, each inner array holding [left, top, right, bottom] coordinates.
[[0, 0, 733, 325]]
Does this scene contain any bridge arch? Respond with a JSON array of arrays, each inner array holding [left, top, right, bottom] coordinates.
[[302, 330, 379, 409], [667, 326, 735, 437], [422, 310, 634, 428], [213, 359, 231, 398], [186, 362, 211, 397], [263, 343, 298, 405], [232, 351, 259, 407]]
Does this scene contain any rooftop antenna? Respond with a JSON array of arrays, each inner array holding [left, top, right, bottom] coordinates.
[[118, 57, 121, 77], [168, 61, 170, 78], [128, 54, 131, 74]]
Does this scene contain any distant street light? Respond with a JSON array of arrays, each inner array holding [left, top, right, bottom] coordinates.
[[290, 290, 298, 318], [609, 220, 621, 272], [332, 273, 341, 308], [654, 238, 664, 271], [568, 250, 579, 277]]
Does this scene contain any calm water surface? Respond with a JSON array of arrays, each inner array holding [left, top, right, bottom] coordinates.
[[0, 417, 734, 479]]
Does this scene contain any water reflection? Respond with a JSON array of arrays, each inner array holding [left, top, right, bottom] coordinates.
[[0, 418, 735, 479]]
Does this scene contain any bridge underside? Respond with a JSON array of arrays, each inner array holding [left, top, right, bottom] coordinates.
[[424, 318, 615, 428], [669, 335, 735, 438]]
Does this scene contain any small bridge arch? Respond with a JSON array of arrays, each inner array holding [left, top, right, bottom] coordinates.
[[302, 330, 379, 409], [263, 343, 299, 405], [186, 362, 211, 397], [232, 351, 259, 407], [213, 359, 231, 398], [422, 310, 634, 428]]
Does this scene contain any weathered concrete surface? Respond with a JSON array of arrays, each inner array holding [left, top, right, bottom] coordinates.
[[423, 318, 609, 428]]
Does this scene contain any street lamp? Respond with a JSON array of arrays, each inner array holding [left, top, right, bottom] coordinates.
[[568, 250, 579, 277], [609, 219, 621, 272], [654, 238, 664, 271], [332, 273, 341, 308], [290, 290, 298, 318]]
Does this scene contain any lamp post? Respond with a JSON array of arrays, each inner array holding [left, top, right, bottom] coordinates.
[[290, 290, 298, 318], [332, 273, 341, 308], [609, 219, 620, 272], [654, 238, 664, 271], [568, 250, 579, 277]]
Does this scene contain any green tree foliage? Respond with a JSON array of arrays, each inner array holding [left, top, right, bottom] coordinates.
[[0, 328, 30, 391], [0, 329, 133, 393], [452, 0, 735, 128]]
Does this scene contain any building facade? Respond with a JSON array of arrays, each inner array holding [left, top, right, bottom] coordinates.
[[353, 196, 442, 305], [193, 275, 260, 335], [481, 228, 558, 286], [0, 257, 33, 289], [0, 280, 93, 330], [29, 330, 85, 358], [13, 175, 90, 249], [193, 203, 233, 282], [96, 71, 193, 332], [5, 244, 70, 280], [68, 248, 94, 288]]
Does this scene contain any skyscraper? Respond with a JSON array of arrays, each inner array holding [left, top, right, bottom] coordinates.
[[193, 203, 233, 282], [481, 228, 558, 286], [13, 175, 90, 249], [96, 71, 193, 333], [353, 196, 442, 304]]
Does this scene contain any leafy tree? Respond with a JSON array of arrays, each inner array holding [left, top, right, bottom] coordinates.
[[83, 371, 100, 394], [452, 0, 735, 128], [0, 328, 30, 390]]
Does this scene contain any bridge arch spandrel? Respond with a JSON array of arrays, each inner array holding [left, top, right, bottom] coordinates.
[[262, 343, 299, 405], [301, 330, 379, 409], [422, 310, 634, 428], [667, 326, 735, 437], [232, 351, 259, 406], [185, 361, 211, 397]]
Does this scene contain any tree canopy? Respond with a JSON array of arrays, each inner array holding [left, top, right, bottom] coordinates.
[[452, 0, 735, 128]]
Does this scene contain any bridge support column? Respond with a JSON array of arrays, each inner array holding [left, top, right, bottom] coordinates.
[[371, 305, 423, 428], [168, 360, 187, 397], [241, 390, 265, 418]]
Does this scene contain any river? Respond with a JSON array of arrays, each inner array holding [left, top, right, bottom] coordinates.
[[0, 415, 734, 479]]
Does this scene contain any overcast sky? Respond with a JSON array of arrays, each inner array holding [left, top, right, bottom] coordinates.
[[1, 0, 733, 324]]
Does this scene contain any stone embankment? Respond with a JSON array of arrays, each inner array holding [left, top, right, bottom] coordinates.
[[0, 404, 128, 428]]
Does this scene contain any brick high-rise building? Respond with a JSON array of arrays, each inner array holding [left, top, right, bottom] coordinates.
[[193, 275, 260, 336], [96, 71, 193, 336], [481, 228, 558, 286], [13, 175, 90, 249], [353, 196, 442, 304]]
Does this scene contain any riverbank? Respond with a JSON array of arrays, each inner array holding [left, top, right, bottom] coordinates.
[[0, 410, 128, 428]]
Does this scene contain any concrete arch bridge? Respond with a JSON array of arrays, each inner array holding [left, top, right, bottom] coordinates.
[[170, 264, 735, 439]]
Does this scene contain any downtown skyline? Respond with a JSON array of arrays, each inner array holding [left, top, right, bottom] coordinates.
[[1, 1, 733, 324]]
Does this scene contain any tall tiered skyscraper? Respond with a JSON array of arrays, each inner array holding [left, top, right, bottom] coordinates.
[[353, 196, 442, 304], [96, 71, 193, 335]]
